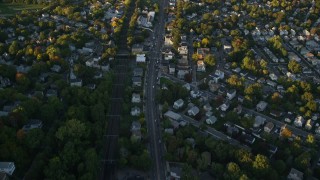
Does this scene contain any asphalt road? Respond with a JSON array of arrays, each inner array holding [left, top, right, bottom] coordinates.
[[144, 0, 167, 179]]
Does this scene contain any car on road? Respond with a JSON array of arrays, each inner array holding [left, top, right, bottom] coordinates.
[[153, 85, 155, 88]]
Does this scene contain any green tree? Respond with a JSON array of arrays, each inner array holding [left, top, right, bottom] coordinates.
[[204, 54, 216, 66], [253, 154, 270, 177], [55, 119, 88, 144], [288, 60, 301, 73], [8, 41, 19, 56]]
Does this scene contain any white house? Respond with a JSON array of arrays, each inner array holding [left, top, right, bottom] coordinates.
[[294, 115, 305, 128], [0, 162, 15, 175], [226, 89, 236, 100], [203, 103, 212, 112], [305, 119, 313, 130], [212, 70, 224, 83], [131, 106, 141, 116], [188, 106, 200, 116], [206, 116, 217, 125], [131, 93, 141, 103], [269, 73, 278, 81], [136, 54, 146, 63], [173, 99, 184, 110], [190, 90, 200, 98], [220, 101, 230, 111]]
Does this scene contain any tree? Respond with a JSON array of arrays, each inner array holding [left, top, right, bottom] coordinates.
[[201, 38, 210, 47], [211, 162, 224, 179], [306, 134, 315, 145], [8, 41, 19, 56], [225, 162, 240, 179], [204, 54, 216, 66], [288, 60, 301, 73], [301, 92, 313, 102], [273, 160, 286, 175], [294, 152, 311, 171], [280, 126, 292, 138], [253, 154, 270, 177], [55, 119, 88, 144]]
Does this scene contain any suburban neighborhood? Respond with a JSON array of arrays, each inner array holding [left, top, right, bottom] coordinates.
[[0, 0, 320, 180]]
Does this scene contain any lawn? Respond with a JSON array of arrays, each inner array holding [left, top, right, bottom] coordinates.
[[0, 3, 46, 16]]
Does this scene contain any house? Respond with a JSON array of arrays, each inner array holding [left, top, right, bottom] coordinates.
[[133, 68, 143, 77], [188, 106, 199, 116], [203, 103, 212, 112], [173, 99, 184, 110], [177, 69, 188, 79], [197, 61, 206, 72], [315, 126, 320, 134], [264, 122, 274, 133], [206, 116, 217, 125], [238, 96, 244, 103], [256, 101, 268, 112], [287, 168, 303, 180], [22, 119, 43, 132], [254, 116, 266, 128], [269, 73, 278, 81], [168, 64, 175, 74], [0, 162, 15, 175], [132, 77, 142, 86], [223, 44, 232, 52], [177, 46, 188, 55], [163, 50, 174, 61], [164, 110, 182, 121], [305, 119, 313, 130], [164, 35, 173, 46], [164, 128, 174, 135], [131, 44, 144, 54], [131, 121, 141, 131], [131, 93, 141, 103], [131, 106, 141, 116], [226, 89, 236, 100], [70, 79, 83, 87], [190, 90, 200, 98], [220, 101, 230, 111], [211, 70, 224, 83], [294, 115, 305, 128], [136, 54, 146, 63]]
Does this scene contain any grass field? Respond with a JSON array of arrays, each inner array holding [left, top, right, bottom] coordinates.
[[0, 3, 46, 16]]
